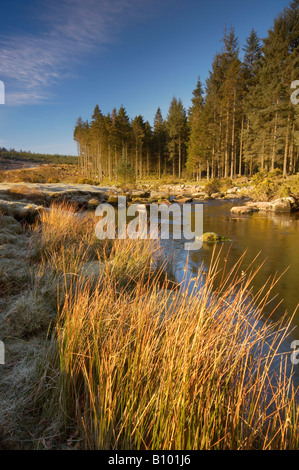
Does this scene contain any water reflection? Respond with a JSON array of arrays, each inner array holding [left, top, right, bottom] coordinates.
[[109, 199, 299, 383], [162, 200, 299, 384]]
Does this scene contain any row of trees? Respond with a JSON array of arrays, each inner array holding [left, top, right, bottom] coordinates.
[[73, 99, 188, 181], [74, 0, 299, 181]]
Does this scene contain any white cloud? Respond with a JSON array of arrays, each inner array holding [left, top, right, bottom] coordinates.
[[0, 0, 147, 105]]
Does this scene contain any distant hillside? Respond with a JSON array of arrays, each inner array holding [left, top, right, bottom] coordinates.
[[0, 148, 78, 165]]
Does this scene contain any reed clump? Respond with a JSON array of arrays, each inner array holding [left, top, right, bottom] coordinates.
[[24, 202, 299, 449]]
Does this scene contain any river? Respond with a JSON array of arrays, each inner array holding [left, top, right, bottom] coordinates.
[[160, 199, 299, 384]]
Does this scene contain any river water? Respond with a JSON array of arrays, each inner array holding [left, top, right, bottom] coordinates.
[[112, 197, 299, 384], [160, 199, 299, 384]]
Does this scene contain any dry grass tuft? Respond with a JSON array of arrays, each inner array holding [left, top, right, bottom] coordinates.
[[1, 201, 298, 450], [27, 202, 299, 450]]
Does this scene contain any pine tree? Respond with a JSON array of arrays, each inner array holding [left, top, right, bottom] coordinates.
[[186, 77, 206, 179], [143, 121, 153, 177], [132, 115, 145, 179], [90, 105, 105, 181], [153, 108, 167, 178], [220, 27, 241, 178], [241, 29, 263, 175], [248, 2, 299, 175], [166, 97, 188, 178], [115, 106, 131, 163]]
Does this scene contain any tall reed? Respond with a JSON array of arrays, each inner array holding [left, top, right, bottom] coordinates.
[[56, 250, 299, 449], [31, 202, 299, 450]]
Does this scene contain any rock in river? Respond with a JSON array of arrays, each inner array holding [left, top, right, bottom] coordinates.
[[244, 198, 292, 213], [231, 206, 257, 215], [198, 232, 230, 243], [271, 198, 292, 213]]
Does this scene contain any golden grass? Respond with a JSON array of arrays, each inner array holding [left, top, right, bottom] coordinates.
[[25, 202, 299, 450], [7, 185, 45, 200], [30, 201, 103, 271], [53, 256, 298, 450], [0, 164, 82, 184]]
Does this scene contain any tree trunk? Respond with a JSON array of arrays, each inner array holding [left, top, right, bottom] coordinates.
[[230, 91, 236, 179], [289, 123, 295, 174], [147, 149, 149, 177], [261, 134, 265, 170], [238, 116, 244, 177], [158, 140, 161, 179], [283, 114, 291, 177], [178, 136, 181, 179], [271, 106, 278, 171], [224, 108, 229, 178]]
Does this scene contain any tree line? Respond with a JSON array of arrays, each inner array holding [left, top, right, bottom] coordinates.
[[74, 0, 299, 182], [0, 148, 77, 165]]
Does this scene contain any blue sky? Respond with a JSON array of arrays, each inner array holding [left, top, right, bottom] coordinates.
[[0, 0, 292, 155]]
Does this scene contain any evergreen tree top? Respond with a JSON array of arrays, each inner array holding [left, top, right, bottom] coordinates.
[[222, 26, 239, 59]]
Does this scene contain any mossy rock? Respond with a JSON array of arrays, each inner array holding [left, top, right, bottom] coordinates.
[[150, 191, 169, 201], [127, 198, 149, 205], [173, 197, 192, 204], [107, 195, 119, 205], [131, 190, 150, 199], [88, 198, 101, 208], [200, 232, 231, 243]]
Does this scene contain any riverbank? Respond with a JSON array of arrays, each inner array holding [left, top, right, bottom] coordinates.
[[1, 165, 299, 213], [0, 193, 299, 449]]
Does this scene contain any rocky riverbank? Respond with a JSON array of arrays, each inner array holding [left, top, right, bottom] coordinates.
[[1, 179, 299, 449], [231, 196, 299, 215], [0, 181, 298, 224], [0, 182, 248, 222]]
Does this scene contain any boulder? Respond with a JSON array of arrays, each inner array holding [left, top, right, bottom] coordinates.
[[107, 195, 119, 205], [130, 190, 150, 199], [287, 196, 299, 212], [239, 185, 254, 193], [71, 195, 89, 207], [231, 206, 256, 215], [0, 199, 44, 223], [127, 198, 151, 206], [226, 187, 239, 194], [211, 192, 223, 199], [224, 194, 243, 200], [201, 232, 221, 242], [173, 197, 192, 204], [245, 201, 272, 211], [198, 232, 230, 243], [88, 198, 102, 209], [245, 198, 292, 213], [149, 191, 169, 201], [0, 213, 22, 228], [271, 198, 292, 213]]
